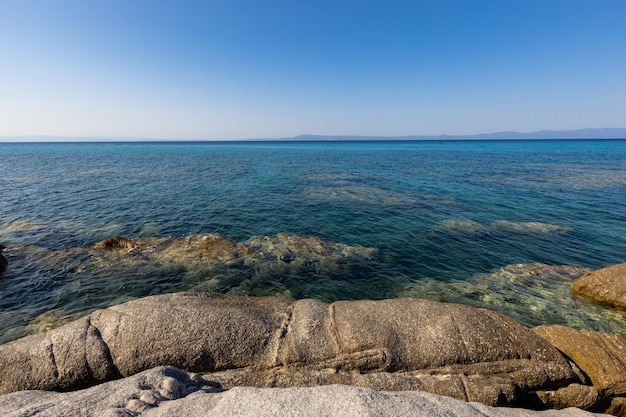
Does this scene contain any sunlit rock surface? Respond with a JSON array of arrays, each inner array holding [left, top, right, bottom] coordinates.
[[0, 367, 602, 417], [571, 262, 626, 309], [0, 293, 578, 409]]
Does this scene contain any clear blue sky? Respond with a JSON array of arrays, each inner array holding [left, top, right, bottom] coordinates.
[[1, 0, 625, 139]]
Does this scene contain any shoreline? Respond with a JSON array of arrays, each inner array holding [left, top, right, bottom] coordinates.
[[2, 230, 626, 345], [0, 288, 625, 416]]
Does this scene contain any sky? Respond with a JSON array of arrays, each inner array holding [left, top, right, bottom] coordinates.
[[1, 0, 625, 140]]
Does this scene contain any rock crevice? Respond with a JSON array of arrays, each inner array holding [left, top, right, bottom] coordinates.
[[1, 293, 625, 414], [0, 293, 578, 408]]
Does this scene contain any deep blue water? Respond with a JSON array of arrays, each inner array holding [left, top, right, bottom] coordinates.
[[1, 140, 626, 342]]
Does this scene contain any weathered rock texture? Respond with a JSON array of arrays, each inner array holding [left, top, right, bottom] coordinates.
[[0, 366, 603, 417], [571, 262, 626, 309], [5, 233, 377, 303], [534, 325, 626, 416], [89, 233, 377, 275], [534, 325, 626, 397], [0, 293, 580, 409]]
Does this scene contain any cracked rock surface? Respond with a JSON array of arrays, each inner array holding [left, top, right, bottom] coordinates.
[[0, 293, 577, 408], [0, 366, 602, 417]]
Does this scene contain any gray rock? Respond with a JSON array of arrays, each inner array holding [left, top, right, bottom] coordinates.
[[152, 384, 601, 417], [532, 384, 601, 410], [0, 366, 218, 417], [0, 366, 602, 417], [0, 293, 579, 408]]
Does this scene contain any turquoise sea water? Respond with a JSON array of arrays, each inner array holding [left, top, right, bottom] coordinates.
[[1, 140, 626, 343]]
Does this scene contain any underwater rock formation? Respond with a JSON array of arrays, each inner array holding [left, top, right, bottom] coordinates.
[[489, 220, 573, 234], [91, 233, 377, 275], [396, 263, 626, 336], [433, 219, 491, 236]]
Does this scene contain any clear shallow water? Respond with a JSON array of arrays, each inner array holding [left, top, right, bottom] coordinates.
[[1, 140, 626, 342]]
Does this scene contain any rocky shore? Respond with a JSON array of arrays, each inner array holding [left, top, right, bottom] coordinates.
[[0, 288, 625, 416], [2, 236, 626, 416]]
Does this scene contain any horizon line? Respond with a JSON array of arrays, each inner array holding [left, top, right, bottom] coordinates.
[[2, 127, 626, 142]]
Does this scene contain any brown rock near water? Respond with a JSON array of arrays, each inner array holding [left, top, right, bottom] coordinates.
[[85, 233, 377, 281], [534, 325, 626, 398], [571, 263, 626, 309], [0, 293, 580, 409], [91, 235, 137, 250], [533, 325, 626, 417]]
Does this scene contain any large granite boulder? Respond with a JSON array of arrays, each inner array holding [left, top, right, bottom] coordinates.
[[0, 366, 601, 417], [571, 263, 626, 309], [0, 293, 579, 408], [534, 325, 626, 417], [534, 325, 626, 397]]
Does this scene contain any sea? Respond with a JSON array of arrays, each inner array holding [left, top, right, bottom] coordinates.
[[1, 139, 626, 343]]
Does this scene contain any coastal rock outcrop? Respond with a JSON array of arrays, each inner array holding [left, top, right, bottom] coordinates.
[[534, 325, 626, 397], [571, 263, 626, 309], [0, 366, 600, 417], [534, 325, 626, 416], [0, 293, 579, 409]]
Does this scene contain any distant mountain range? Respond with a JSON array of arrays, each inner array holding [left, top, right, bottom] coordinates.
[[283, 128, 626, 141], [2, 128, 626, 142]]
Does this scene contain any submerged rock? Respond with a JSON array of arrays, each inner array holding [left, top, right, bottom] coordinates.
[[396, 263, 626, 336], [0, 219, 47, 233], [490, 220, 573, 234], [434, 219, 491, 236], [571, 262, 626, 309], [1, 233, 378, 342], [86, 232, 377, 282], [0, 293, 580, 409], [25, 309, 84, 335], [304, 185, 413, 205]]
